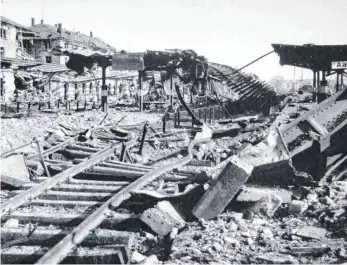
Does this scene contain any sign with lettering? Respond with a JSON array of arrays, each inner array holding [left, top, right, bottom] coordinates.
[[112, 53, 145, 71], [331, 61, 347, 70]]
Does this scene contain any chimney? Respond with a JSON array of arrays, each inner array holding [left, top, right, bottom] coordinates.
[[31, 18, 35, 26], [57, 23, 62, 34], [90, 31, 93, 38], [41, 19, 44, 24]]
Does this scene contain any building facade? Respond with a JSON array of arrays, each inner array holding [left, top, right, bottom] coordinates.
[[28, 18, 116, 64], [0, 16, 35, 60]]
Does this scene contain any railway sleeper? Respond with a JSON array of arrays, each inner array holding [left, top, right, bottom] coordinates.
[[32, 177, 131, 186], [10, 190, 116, 201], [23, 199, 103, 207], [1, 244, 129, 264], [19, 182, 127, 193], [1, 227, 133, 248], [2, 212, 138, 228]]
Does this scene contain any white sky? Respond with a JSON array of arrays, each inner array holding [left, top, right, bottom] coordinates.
[[1, 0, 347, 81]]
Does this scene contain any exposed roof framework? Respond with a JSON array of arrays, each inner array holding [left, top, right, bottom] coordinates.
[[272, 44, 347, 71]]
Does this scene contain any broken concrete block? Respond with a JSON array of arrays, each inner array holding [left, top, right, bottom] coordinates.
[[192, 156, 253, 221], [248, 194, 282, 218], [1, 154, 30, 187], [239, 128, 294, 186], [194, 123, 213, 140], [169, 227, 178, 240], [295, 226, 327, 240], [237, 186, 292, 203], [131, 251, 147, 264], [224, 237, 240, 247], [257, 253, 298, 264], [140, 201, 186, 236], [138, 255, 158, 265], [288, 200, 308, 215]]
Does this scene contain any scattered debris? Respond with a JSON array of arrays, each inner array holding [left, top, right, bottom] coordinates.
[[247, 194, 282, 218]]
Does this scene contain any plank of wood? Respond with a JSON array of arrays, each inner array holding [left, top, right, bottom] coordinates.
[[1, 212, 136, 227], [20, 182, 127, 193], [25, 199, 103, 207], [1, 227, 133, 247], [11, 190, 116, 201], [0, 245, 127, 264]]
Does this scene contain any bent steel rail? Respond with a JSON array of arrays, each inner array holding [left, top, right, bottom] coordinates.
[[36, 138, 210, 264]]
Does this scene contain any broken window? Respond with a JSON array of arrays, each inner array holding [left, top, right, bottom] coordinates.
[[89, 83, 93, 93], [45, 41, 51, 49], [0, 47, 4, 58], [75, 83, 78, 100], [82, 83, 86, 94], [45, 56, 52, 63], [0, 78, 4, 96], [0, 28, 7, 39]]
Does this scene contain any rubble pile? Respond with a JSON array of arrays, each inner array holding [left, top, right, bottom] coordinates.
[[1, 85, 346, 264]]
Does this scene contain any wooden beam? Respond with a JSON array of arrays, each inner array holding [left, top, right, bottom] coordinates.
[[26, 139, 73, 160], [1, 227, 133, 247], [18, 182, 127, 193], [10, 190, 115, 201], [2, 212, 135, 227], [35, 138, 51, 178]]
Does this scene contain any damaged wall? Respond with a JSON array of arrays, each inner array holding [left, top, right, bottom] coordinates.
[[1, 69, 16, 102], [0, 23, 19, 58]]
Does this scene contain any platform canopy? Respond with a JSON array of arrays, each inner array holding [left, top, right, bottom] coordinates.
[[272, 44, 347, 71]]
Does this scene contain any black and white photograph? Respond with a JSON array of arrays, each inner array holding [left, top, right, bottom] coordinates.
[[0, 0, 346, 264]]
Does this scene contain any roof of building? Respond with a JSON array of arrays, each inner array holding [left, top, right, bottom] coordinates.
[[1, 57, 68, 73], [29, 23, 116, 52], [1, 16, 29, 30], [272, 43, 347, 71]]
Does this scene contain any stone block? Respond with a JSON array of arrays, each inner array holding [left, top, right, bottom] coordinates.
[[192, 156, 253, 220], [288, 200, 308, 215], [295, 226, 327, 240], [1, 154, 30, 187], [140, 201, 185, 236]]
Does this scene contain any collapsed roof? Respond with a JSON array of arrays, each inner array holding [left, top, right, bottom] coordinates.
[[272, 44, 347, 71]]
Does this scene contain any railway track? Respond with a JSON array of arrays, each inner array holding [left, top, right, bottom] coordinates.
[[1, 123, 209, 264]]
